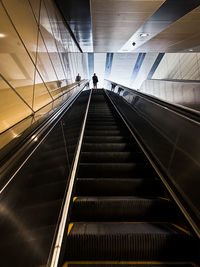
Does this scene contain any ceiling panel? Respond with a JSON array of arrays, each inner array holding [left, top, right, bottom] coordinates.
[[133, 5, 200, 52], [91, 0, 165, 52], [119, 0, 200, 52], [55, 0, 93, 52]]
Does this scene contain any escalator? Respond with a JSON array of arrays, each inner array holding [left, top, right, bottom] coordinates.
[[64, 89, 198, 266]]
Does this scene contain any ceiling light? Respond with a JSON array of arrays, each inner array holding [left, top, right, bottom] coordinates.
[[140, 33, 149, 37], [0, 33, 6, 38], [189, 49, 193, 52]]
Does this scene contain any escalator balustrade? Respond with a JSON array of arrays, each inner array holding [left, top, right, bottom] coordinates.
[[64, 89, 198, 266], [0, 91, 90, 267]]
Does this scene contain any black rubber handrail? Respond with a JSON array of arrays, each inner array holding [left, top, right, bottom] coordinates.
[[105, 79, 200, 123]]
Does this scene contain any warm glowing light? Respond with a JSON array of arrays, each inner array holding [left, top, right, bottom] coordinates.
[[0, 33, 6, 38], [140, 33, 149, 37], [31, 135, 38, 142]]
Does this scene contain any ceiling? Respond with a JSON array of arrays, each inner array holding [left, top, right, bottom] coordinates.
[[55, 0, 200, 53]]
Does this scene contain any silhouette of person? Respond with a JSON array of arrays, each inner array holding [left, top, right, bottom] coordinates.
[[75, 73, 81, 86], [92, 73, 98, 89]]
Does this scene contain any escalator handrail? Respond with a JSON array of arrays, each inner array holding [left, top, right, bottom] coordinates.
[[49, 88, 93, 267], [105, 79, 200, 123], [0, 80, 89, 193]]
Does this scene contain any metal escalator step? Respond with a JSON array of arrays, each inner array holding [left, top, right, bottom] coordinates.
[[66, 222, 194, 261], [86, 125, 123, 131], [87, 118, 116, 121], [71, 197, 175, 222], [78, 163, 154, 178], [76, 178, 163, 196], [85, 130, 126, 136], [80, 152, 145, 163], [87, 117, 115, 120], [86, 121, 118, 126], [65, 262, 197, 267], [83, 136, 132, 143], [82, 143, 138, 152], [88, 112, 113, 115]]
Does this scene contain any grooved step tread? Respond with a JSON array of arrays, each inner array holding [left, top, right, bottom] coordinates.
[[86, 125, 123, 130], [64, 262, 197, 267], [82, 143, 138, 152], [76, 178, 162, 196], [78, 163, 154, 178], [71, 197, 175, 222], [80, 152, 145, 163], [66, 222, 194, 261], [85, 130, 128, 136]]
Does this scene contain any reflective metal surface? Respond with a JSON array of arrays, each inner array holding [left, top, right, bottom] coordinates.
[[0, 89, 90, 267], [55, 0, 93, 52], [0, 0, 85, 136], [105, 80, 200, 233], [120, 0, 200, 52], [0, 81, 88, 150], [133, 5, 200, 53], [91, 0, 164, 52], [140, 79, 200, 112]]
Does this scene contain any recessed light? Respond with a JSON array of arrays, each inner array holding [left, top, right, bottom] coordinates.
[[140, 33, 149, 37], [0, 33, 6, 38]]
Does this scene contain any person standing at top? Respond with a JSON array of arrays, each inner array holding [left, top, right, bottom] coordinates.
[[92, 73, 98, 89], [75, 73, 81, 86]]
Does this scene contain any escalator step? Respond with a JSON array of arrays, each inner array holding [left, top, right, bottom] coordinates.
[[76, 178, 163, 196], [80, 152, 145, 163], [86, 121, 119, 126], [83, 136, 132, 143], [65, 263, 197, 267], [78, 163, 154, 178], [87, 118, 116, 122], [86, 125, 122, 131], [82, 143, 138, 152], [71, 197, 175, 222], [85, 130, 127, 136], [87, 117, 115, 120], [66, 222, 194, 261]]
